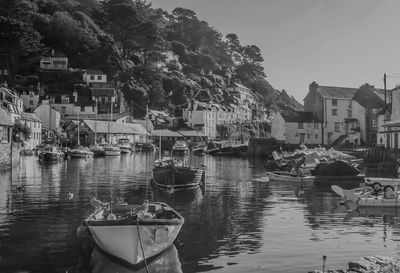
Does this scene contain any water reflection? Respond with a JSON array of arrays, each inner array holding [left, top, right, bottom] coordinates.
[[1, 155, 400, 273], [80, 245, 182, 273]]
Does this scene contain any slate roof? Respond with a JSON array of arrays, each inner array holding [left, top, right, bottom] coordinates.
[[353, 87, 385, 109], [84, 69, 105, 75], [316, 86, 358, 99], [152, 129, 182, 137], [20, 112, 41, 123], [83, 120, 148, 135], [281, 111, 321, 123]]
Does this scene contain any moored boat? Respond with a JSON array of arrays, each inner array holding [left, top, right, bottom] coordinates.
[[82, 199, 184, 266], [332, 184, 400, 207], [104, 145, 121, 156], [38, 145, 64, 162], [153, 157, 206, 191], [364, 177, 400, 189], [90, 144, 105, 156], [69, 146, 94, 158], [266, 171, 315, 183], [118, 138, 133, 154], [171, 141, 189, 155]]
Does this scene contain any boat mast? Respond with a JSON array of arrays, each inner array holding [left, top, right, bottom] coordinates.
[[110, 101, 113, 144], [107, 107, 110, 144], [77, 109, 80, 146], [159, 134, 161, 160], [145, 104, 148, 144], [94, 98, 97, 145]]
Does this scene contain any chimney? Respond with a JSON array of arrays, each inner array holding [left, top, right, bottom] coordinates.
[[73, 91, 78, 103]]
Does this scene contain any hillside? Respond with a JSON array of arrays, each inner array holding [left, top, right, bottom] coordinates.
[[0, 0, 303, 116]]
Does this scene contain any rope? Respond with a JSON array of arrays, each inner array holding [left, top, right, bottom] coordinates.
[[136, 217, 150, 273]]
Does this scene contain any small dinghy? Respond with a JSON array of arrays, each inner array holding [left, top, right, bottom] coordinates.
[[332, 185, 400, 207], [82, 198, 184, 266], [267, 171, 315, 183]]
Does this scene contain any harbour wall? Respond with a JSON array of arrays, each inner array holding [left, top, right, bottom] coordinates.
[[0, 142, 21, 170]]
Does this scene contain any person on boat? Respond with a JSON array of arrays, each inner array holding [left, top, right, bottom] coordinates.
[[294, 156, 306, 177]]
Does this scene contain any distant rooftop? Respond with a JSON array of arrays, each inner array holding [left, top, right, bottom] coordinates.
[[84, 69, 105, 75]]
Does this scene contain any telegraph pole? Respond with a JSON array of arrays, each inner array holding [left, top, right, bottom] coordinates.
[[384, 73, 387, 104]]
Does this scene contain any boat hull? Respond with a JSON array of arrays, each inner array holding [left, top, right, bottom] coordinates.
[[120, 147, 132, 154], [41, 152, 63, 162], [69, 153, 93, 158], [266, 172, 315, 183], [153, 166, 205, 190], [104, 150, 121, 156], [88, 221, 182, 266], [364, 177, 400, 188]]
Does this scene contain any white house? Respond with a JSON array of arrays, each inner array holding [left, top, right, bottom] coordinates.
[[20, 112, 42, 149], [227, 82, 255, 105], [34, 100, 61, 138], [0, 86, 23, 124], [40, 50, 68, 70], [82, 69, 107, 85], [182, 101, 217, 139], [20, 90, 40, 112], [271, 111, 322, 144]]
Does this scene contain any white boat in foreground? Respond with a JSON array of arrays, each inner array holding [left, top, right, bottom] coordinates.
[[83, 199, 184, 266], [267, 171, 315, 183], [332, 185, 400, 207]]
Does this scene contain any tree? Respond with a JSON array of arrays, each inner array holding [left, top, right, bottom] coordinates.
[[0, 16, 42, 83]]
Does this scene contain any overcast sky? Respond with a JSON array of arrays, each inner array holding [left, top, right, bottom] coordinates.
[[150, 0, 400, 102]]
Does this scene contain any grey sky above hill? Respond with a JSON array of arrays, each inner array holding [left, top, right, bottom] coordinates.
[[150, 0, 400, 102]]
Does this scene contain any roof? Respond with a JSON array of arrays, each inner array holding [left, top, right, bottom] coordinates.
[[91, 89, 115, 97], [152, 129, 182, 137], [63, 112, 130, 122], [178, 130, 206, 137], [83, 120, 148, 135], [130, 119, 154, 133], [0, 108, 12, 126], [316, 86, 358, 99], [281, 111, 321, 123], [84, 69, 105, 75], [352, 86, 385, 109], [20, 112, 41, 123], [74, 99, 96, 107]]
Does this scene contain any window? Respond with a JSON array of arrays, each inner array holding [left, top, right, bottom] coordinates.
[[90, 75, 95, 80], [315, 134, 318, 139], [298, 122, 304, 129], [347, 110, 352, 118], [385, 112, 391, 120], [30, 100, 33, 105], [314, 122, 319, 129], [81, 106, 85, 112], [97, 75, 102, 80], [334, 122, 340, 132], [372, 119, 377, 128], [332, 109, 337, 116], [61, 97, 69, 104], [61, 107, 66, 113], [332, 99, 338, 106], [307, 134, 310, 139]]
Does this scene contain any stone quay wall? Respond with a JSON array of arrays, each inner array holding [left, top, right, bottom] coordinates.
[[0, 142, 20, 170]]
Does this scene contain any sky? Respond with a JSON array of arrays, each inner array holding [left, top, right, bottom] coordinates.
[[150, 0, 400, 103]]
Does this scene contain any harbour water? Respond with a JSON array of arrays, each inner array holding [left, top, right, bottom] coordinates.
[[0, 154, 399, 273]]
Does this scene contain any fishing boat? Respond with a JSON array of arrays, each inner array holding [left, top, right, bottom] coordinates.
[[90, 144, 105, 156], [153, 157, 206, 191], [104, 145, 121, 156], [69, 146, 94, 159], [82, 199, 184, 266], [118, 138, 133, 154], [364, 177, 400, 189], [38, 145, 64, 162], [332, 185, 400, 207], [192, 145, 206, 155], [171, 141, 189, 155], [266, 171, 315, 183]]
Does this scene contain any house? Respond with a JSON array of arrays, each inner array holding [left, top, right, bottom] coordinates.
[[0, 108, 13, 170], [68, 120, 148, 146], [304, 82, 384, 145], [0, 86, 23, 124], [20, 112, 42, 149], [146, 110, 175, 129], [82, 69, 107, 85], [20, 89, 40, 112], [40, 50, 68, 70], [377, 84, 400, 148], [227, 82, 255, 105], [182, 101, 218, 139], [89, 82, 121, 114], [271, 111, 322, 144], [33, 100, 61, 139], [48, 92, 97, 118]]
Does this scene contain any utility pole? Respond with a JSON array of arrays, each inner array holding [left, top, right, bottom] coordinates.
[[384, 73, 387, 104]]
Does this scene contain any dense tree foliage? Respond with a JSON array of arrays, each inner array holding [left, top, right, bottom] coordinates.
[[0, 0, 302, 116]]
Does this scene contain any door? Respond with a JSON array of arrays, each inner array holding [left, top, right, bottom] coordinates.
[[299, 133, 305, 144]]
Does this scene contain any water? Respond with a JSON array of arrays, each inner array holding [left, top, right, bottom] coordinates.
[[0, 154, 400, 273]]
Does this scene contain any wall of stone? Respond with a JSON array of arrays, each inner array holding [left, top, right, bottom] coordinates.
[[0, 142, 20, 170]]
